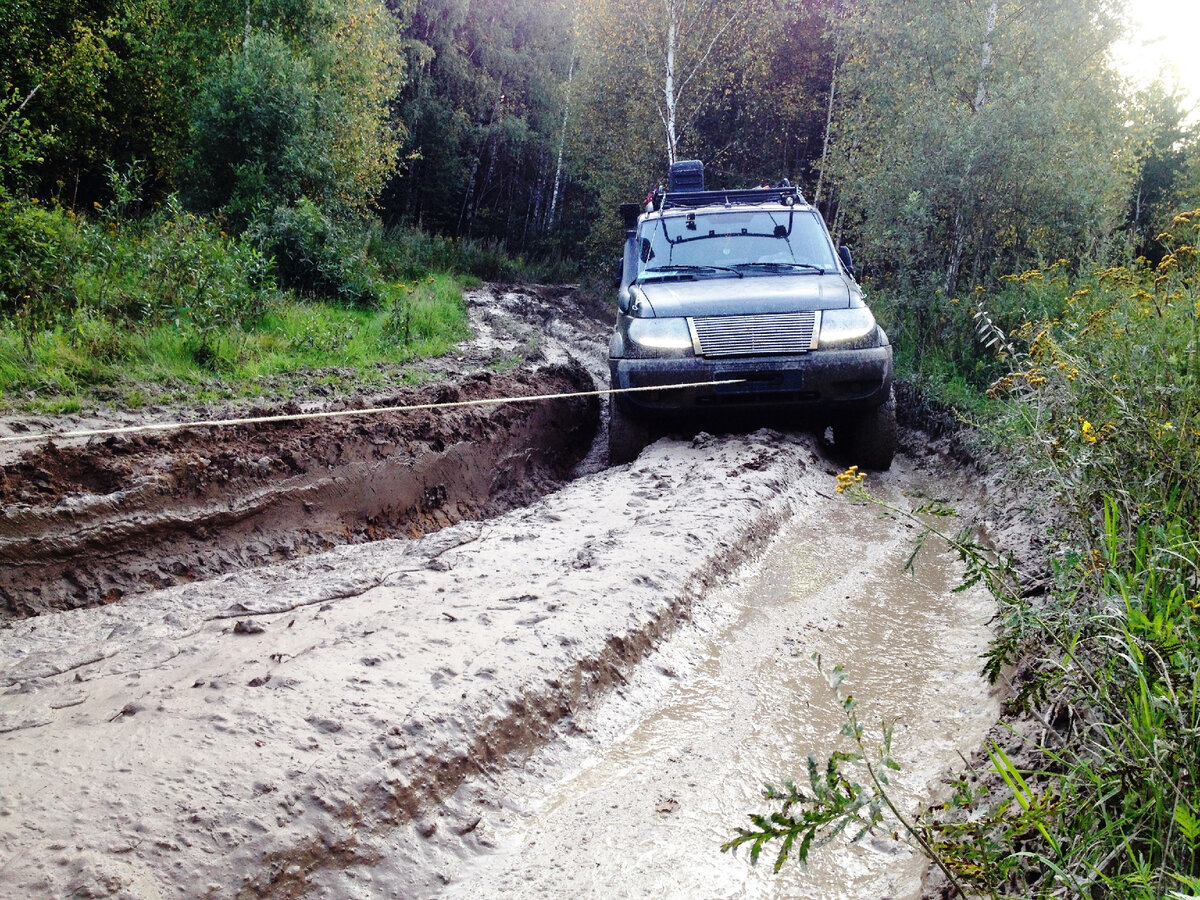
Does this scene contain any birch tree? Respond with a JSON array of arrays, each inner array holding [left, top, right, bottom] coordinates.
[[577, 0, 761, 168], [822, 0, 1130, 294]]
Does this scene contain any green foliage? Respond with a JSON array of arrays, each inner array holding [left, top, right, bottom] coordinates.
[[381, 274, 470, 355], [0, 85, 50, 190], [0, 283, 472, 405], [723, 662, 892, 872], [248, 199, 379, 307], [184, 0, 404, 226], [0, 169, 274, 376], [923, 212, 1200, 897], [0, 195, 80, 338], [184, 33, 323, 225], [823, 0, 1130, 296], [1125, 83, 1200, 258], [369, 224, 573, 284], [389, 0, 578, 254], [2, 0, 405, 218]]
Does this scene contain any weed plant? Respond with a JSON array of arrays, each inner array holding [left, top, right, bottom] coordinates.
[[732, 211, 1200, 897], [940, 209, 1200, 898]]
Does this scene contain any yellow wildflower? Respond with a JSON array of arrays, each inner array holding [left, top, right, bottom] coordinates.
[[1081, 420, 1098, 443], [835, 466, 867, 494]]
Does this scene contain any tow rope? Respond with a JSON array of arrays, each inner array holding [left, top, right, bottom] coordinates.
[[0, 379, 745, 446]]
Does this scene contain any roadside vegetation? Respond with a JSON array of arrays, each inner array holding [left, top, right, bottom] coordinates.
[[0, 155, 575, 410], [0, 179, 479, 409], [929, 212, 1200, 897], [730, 212, 1200, 897]]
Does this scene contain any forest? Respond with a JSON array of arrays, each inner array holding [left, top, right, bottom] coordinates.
[[4, 0, 1196, 294]]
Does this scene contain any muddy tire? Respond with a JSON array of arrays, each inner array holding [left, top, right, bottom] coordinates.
[[608, 397, 656, 465], [835, 389, 897, 470]]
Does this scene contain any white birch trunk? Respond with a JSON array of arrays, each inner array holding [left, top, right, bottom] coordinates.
[[549, 42, 576, 228], [815, 50, 839, 207], [663, 1, 679, 165], [973, 0, 998, 113]]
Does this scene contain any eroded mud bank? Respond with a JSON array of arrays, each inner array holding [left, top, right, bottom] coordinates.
[[1, 363, 597, 619]]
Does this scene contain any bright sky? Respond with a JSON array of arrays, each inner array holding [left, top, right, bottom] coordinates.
[[1112, 0, 1200, 106]]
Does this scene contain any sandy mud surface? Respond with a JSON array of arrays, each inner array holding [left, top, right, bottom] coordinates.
[[0, 284, 1022, 898], [432, 458, 1000, 900]]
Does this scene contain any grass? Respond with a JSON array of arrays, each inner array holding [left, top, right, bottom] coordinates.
[[0, 277, 472, 410], [734, 209, 1200, 898], [0, 190, 487, 410], [0, 160, 584, 414]]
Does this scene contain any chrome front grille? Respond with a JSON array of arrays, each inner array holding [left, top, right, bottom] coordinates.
[[689, 311, 818, 358]]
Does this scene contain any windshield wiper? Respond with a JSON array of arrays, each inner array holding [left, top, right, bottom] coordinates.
[[731, 262, 825, 274], [642, 265, 743, 279]]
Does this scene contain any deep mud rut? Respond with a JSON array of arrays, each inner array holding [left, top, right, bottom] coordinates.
[[0, 284, 1018, 899]]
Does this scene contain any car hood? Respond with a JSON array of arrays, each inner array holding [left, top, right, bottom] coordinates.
[[636, 273, 854, 318]]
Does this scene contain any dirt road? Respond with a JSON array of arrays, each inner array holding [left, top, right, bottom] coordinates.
[[0, 286, 1011, 898]]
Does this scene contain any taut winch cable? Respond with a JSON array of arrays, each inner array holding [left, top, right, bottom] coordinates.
[[0, 379, 745, 446]]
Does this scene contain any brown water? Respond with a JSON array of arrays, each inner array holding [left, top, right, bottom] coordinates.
[[439, 476, 999, 899]]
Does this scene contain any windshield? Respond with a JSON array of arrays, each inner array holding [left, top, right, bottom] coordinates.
[[636, 208, 838, 279]]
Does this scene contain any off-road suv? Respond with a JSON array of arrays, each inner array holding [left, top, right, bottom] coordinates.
[[608, 160, 896, 467]]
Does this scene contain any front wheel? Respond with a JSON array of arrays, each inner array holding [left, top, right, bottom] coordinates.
[[834, 390, 897, 471], [608, 396, 657, 465]]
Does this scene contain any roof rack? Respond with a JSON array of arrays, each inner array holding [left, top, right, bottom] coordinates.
[[653, 186, 806, 211]]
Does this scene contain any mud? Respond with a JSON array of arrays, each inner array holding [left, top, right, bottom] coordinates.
[[0, 283, 1033, 899], [431, 458, 1000, 900], [0, 428, 826, 898], [0, 366, 598, 618], [0, 281, 616, 619]]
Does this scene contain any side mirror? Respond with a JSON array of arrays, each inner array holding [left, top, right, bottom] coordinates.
[[838, 245, 855, 278], [611, 256, 623, 288]]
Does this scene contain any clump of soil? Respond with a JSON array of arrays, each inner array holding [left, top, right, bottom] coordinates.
[[0, 363, 598, 618]]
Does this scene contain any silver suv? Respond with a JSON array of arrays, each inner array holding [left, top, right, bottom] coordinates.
[[608, 161, 895, 467]]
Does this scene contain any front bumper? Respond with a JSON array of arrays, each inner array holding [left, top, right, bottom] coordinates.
[[609, 345, 893, 420]]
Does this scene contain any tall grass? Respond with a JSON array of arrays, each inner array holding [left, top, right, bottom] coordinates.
[[731, 211, 1200, 897], [933, 210, 1200, 898], [370, 223, 580, 284]]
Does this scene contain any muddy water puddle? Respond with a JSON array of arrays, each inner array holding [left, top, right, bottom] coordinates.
[[441, 476, 999, 899]]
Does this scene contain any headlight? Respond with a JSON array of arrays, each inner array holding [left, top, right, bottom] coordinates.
[[624, 317, 694, 358], [818, 307, 879, 349]]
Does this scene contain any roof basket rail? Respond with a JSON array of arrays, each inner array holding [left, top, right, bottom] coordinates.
[[654, 185, 805, 210]]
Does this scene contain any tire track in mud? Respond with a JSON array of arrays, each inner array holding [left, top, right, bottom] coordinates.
[[0, 428, 832, 899]]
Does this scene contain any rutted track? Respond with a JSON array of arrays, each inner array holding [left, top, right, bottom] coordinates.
[[0, 365, 598, 618], [0, 284, 1022, 899]]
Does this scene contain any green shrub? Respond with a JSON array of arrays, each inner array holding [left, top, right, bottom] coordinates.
[[249, 199, 379, 307], [0, 196, 80, 337], [184, 33, 324, 228], [934, 210, 1200, 896]]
